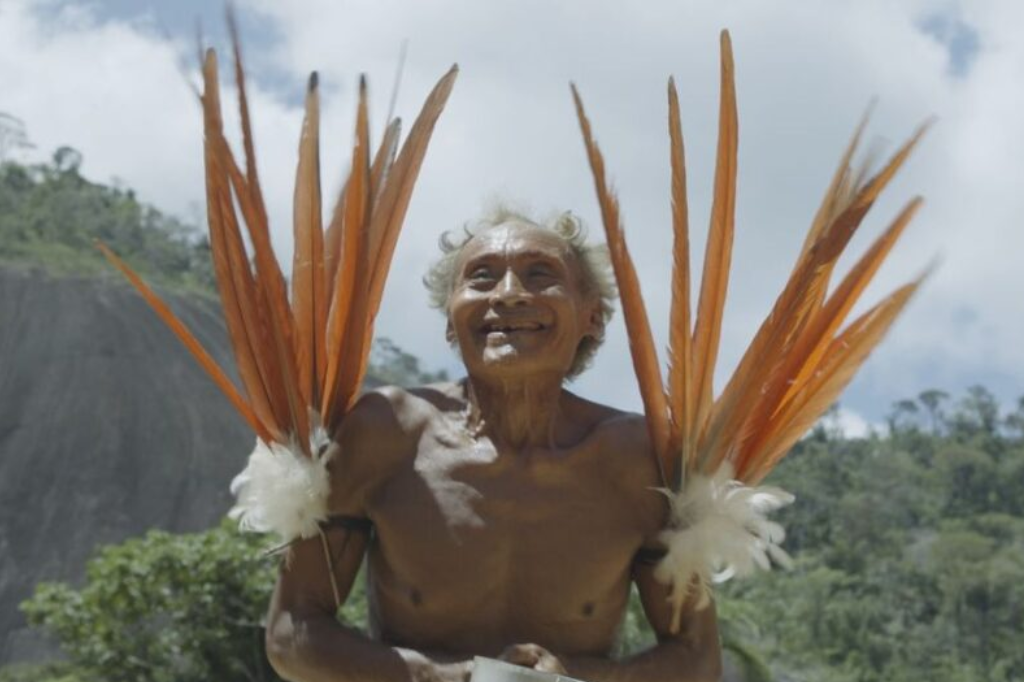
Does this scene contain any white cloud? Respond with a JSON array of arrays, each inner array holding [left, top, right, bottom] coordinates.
[[833, 407, 876, 440], [3, 0, 1021, 419]]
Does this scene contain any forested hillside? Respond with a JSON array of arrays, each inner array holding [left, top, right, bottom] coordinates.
[[716, 392, 1024, 681], [0, 148, 214, 292]]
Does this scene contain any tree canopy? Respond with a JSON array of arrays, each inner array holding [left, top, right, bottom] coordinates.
[[0, 152, 214, 294]]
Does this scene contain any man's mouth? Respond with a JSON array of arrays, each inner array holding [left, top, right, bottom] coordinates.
[[481, 321, 546, 334]]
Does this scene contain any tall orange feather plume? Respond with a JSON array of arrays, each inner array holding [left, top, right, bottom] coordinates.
[[573, 30, 928, 627], [100, 31, 457, 471]]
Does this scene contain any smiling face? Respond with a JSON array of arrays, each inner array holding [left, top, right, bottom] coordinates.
[[447, 222, 602, 383]]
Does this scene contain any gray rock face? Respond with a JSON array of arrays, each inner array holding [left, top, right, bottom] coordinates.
[[0, 267, 252, 663]]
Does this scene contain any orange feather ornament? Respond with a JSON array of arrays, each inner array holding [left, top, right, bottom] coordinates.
[[573, 30, 928, 630], [99, 26, 457, 544]]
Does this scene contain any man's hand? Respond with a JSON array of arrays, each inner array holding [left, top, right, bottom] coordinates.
[[499, 643, 568, 675]]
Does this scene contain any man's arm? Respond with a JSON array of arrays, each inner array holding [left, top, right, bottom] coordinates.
[[265, 525, 473, 682], [559, 563, 722, 682], [264, 389, 475, 682]]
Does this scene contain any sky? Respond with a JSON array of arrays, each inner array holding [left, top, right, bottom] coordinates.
[[1, 0, 1021, 434]]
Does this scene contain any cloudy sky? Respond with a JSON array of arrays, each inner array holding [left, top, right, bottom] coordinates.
[[1, 0, 1021, 433]]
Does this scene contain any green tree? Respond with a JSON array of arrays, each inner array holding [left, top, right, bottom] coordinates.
[[918, 389, 950, 435], [21, 521, 282, 682]]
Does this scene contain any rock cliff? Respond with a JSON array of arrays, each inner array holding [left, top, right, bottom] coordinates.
[[0, 266, 252, 663]]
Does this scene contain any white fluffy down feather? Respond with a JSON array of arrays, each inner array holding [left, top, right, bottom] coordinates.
[[229, 428, 333, 542], [654, 464, 795, 612]]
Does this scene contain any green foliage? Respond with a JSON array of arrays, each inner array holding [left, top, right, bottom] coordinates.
[[21, 521, 281, 682], [612, 585, 656, 658], [717, 388, 1024, 682], [0, 155, 215, 295], [0, 662, 86, 682]]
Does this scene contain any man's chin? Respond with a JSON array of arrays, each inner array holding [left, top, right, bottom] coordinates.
[[482, 344, 525, 367], [473, 346, 561, 378]]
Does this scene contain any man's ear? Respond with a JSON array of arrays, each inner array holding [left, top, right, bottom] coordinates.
[[445, 319, 457, 345]]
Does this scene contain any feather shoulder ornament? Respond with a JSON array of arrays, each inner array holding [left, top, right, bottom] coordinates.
[[99, 17, 457, 547], [229, 429, 331, 541], [655, 464, 794, 611], [573, 30, 930, 631]]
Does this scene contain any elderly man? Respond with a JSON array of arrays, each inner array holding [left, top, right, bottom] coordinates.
[[266, 207, 722, 682]]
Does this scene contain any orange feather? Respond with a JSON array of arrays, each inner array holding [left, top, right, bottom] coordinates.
[[347, 67, 459, 416], [571, 83, 671, 481], [322, 77, 371, 422], [227, 7, 268, 227], [702, 122, 928, 475], [203, 49, 308, 454], [745, 277, 925, 482], [214, 170, 289, 439], [666, 76, 694, 484], [799, 106, 873, 261], [370, 118, 403, 221], [201, 51, 285, 442], [212, 135, 291, 430], [292, 73, 325, 410], [365, 66, 459, 325], [691, 30, 738, 471], [731, 197, 922, 474], [96, 242, 271, 443]]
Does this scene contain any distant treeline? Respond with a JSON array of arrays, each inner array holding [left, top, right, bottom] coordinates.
[[0, 149, 215, 293], [717, 387, 1024, 682]]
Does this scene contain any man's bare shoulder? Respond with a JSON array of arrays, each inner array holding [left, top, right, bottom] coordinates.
[[327, 383, 456, 514], [564, 392, 661, 487], [336, 381, 460, 436]]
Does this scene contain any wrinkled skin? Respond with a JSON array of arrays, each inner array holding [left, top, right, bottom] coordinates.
[[266, 223, 722, 682]]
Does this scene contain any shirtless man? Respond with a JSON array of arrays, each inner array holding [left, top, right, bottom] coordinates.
[[266, 208, 722, 682]]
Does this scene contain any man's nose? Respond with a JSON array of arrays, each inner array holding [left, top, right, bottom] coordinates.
[[491, 269, 530, 306]]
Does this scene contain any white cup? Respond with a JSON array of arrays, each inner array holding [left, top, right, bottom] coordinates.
[[470, 657, 585, 682]]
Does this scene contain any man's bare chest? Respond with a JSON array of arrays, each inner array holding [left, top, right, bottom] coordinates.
[[363, 433, 647, 652]]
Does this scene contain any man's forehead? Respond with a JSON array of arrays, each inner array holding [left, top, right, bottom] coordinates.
[[457, 222, 574, 263]]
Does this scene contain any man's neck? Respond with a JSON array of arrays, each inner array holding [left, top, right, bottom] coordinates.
[[463, 374, 565, 450]]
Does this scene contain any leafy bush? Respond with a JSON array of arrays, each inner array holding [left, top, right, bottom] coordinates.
[[21, 521, 281, 682]]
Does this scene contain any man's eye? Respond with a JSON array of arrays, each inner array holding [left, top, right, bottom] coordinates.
[[468, 268, 494, 281], [528, 266, 557, 279]]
